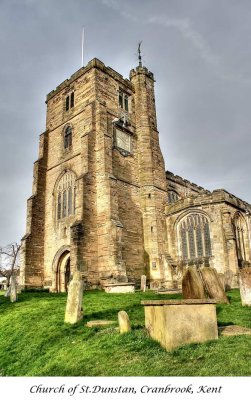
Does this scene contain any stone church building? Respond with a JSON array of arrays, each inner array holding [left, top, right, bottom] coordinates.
[[20, 58, 251, 292]]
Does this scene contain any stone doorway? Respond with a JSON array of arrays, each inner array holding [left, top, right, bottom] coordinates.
[[55, 250, 71, 293]]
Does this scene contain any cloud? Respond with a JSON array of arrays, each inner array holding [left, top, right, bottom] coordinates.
[[148, 15, 251, 85], [101, 0, 137, 22], [100, 1, 251, 85], [149, 16, 220, 67]]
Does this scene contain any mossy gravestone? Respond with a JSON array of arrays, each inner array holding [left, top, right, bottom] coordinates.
[[118, 311, 131, 334], [182, 266, 229, 304], [239, 268, 251, 306], [141, 275, 146, 292], [200, 267, 229, 304], [182, 266, 207, 299], [10, 276, 17, 303], [64, 271, 84, 324]]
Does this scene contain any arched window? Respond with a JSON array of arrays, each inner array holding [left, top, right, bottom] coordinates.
[[168, 190, 180, 204], [233, 214, 247, 262], [56, 171, 76, 220], [178, 213, 211, 260], [64, 126, 72, 149]]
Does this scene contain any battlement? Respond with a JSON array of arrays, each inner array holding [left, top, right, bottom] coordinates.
[[166, 170, 209, 194], [166, 188, 251, 216], [129, 66, 155, 81], [46, 58, 132, 102]]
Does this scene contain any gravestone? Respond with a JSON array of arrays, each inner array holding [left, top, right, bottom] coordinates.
[[199, 267, 229, 304], [141, 275, 147, 292], [182, 266, 207, 299], [142, 299, 218, 351], [10, 276, 17, 303], [218, 273, 225, 290], [219, 325, 251, 336], [118, 311, 131, 334], [239, 268, 251, 306], [64, 271, 84, 324], [86, 320, 116, 327]]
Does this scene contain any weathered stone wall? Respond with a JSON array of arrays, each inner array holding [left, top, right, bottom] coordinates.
[[166, 189, 251, 288], [166, 170, 209, 199], [21, 57, 251, 291], [130, 67, 169, 286], [22, 59, 169, 289], [20, 132, 48, 288]]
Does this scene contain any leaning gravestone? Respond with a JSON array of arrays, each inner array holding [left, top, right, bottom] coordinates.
[[182, 266, 207, 299], [199, 267, 229, 304], [64, 271, 84, 324], [141, 275, 147, 292], [10, 276, 17, 303], [239, 268, 251, 306], [118, 311, 131, 334]]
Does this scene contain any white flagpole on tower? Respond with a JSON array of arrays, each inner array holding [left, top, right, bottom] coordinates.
[[81, 27, 85, 67]]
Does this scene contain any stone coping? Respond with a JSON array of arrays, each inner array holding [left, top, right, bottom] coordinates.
[[103, 282, 135, 287], [141, 299, 217, 306]]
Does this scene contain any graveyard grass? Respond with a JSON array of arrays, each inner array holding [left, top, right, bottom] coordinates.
[[0, 289, 250, 376]]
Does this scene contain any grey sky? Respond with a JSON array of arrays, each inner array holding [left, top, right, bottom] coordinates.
[[0, 0, 251, 244]]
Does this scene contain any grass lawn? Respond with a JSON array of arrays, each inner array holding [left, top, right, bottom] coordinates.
[[0, 289, 250, 376]]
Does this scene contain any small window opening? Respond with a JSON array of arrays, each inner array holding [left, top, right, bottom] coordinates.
[[64, 126, 72, 149], [118, 90, 129, 111], [65, 96, 69, 111], [124, 95, 129, 111], [70, 92, 74, 108]]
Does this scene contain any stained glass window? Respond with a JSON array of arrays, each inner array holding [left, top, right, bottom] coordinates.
[[68, 187, 72, 215], [56, 171, 76, 220], [57, 194, 61, 220], [180, 223, 188, 259], [196, 225, 203, 257], [168, 190, 180, 204], [179, 213, 212, 260], [62, 191, 67, 218]]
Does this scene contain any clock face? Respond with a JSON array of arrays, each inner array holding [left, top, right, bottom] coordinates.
[[115, 129, 131, 153]]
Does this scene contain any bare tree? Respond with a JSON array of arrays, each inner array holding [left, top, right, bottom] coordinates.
[[0, 243, 21, 287]]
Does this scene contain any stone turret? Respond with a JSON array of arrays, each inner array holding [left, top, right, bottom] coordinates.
[[130, 66, 169, 287]]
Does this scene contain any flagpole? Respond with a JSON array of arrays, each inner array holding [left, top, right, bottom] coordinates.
[[81, 27, 85, 67]]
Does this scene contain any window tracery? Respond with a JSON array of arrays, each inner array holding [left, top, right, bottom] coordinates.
[[168, 190, 180, 203], [56, 171, 76, 221], [178, 213, 211, 261], [118, 90, 129, 112]]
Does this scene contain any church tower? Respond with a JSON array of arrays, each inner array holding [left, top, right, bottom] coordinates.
[[20, 57, 169, 291]]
